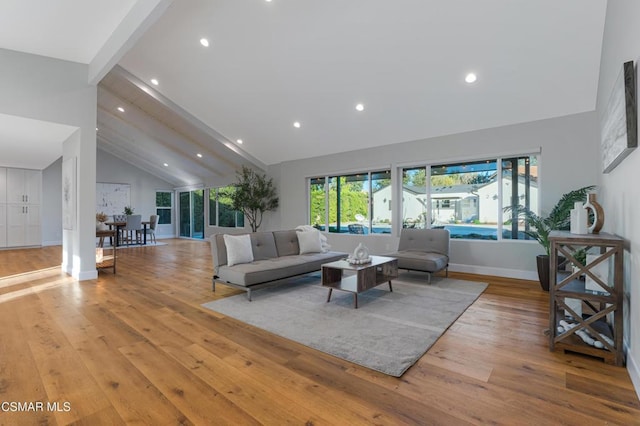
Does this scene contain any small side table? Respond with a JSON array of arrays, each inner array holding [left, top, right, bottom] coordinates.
[[549, 231, 623, 365], [96, 230, 117, 274]]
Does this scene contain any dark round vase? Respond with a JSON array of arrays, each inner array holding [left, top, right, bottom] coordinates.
[[536, 254, 550, 291]]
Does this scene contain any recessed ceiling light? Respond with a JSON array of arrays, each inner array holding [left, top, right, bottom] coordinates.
[[163, 163, 169, 167], [117, 107, 125, 112], [465, 73, 477, 84], [150, 78, 159, 86], [293, 121, 301, 128], [355, 103, 365, 112], [96, 127, 98, 131], [265, 0, 272, 2], [197, 153, 203, 158], [236, 139, 243, 144], [200, 38, 209, 47]]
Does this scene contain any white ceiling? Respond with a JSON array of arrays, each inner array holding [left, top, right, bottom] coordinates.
[[0, 0, 608, 183], [0, 114, 77, 169], [0, 0, 137, 64], [119, 0, 608, 165]]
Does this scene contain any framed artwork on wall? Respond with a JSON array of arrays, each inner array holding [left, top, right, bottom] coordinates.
[[601, 60, 638, 173], [62, 156, 76, 230]]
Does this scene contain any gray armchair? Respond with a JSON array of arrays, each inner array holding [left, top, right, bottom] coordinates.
[[386, 228, 450, 283]]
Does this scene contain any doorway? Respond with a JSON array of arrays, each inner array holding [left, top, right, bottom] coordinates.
[[178, 189, 204, 239]]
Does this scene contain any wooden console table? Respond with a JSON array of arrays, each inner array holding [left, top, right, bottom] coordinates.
[[549, 231, 624, 365]]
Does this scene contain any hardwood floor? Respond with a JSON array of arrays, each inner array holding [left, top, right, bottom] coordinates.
[[1, 239, 639, 425]]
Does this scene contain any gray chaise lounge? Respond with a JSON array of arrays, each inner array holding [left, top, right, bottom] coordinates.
[[385, 228, 450, 283], [210, 230, 347, 300]]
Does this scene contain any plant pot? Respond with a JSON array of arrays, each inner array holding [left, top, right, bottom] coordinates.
[[536, 254, 550, 291]]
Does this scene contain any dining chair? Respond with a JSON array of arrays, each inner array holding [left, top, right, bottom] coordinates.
[[123, 214, 142, 245], [144, 214, 158, 244]]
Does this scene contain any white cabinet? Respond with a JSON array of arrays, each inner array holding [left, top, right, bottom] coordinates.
[[7, 204, 40, 246], [5, 168, 41, 247], [7, 168, 40, 204]]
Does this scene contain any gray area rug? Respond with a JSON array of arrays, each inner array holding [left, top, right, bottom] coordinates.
[[202, 273, 488, 377]]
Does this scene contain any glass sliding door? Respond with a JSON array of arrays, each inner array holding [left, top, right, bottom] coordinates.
[[178, 189, 204, 239]]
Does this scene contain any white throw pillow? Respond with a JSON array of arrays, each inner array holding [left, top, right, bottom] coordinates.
[[297, 230, 322, 254], [223, 234, 254, 266]]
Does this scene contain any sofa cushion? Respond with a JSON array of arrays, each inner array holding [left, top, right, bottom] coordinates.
[[223, 234, 254, 266], [273, 230, 300, 256], [250, 232, 278, 260], [217, 251, 346, 286], [393, 250, 448, 273], [297, 230, 322, 254]]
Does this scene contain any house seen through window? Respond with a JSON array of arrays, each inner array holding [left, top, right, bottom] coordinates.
[[309, 154, 537, 240]]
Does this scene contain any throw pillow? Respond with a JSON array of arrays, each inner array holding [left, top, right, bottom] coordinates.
[[297, 230, 322, 254], [223, 234, 254, 266]]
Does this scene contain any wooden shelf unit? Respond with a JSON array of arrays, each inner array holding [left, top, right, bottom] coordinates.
[[548, 231, 624, 366]]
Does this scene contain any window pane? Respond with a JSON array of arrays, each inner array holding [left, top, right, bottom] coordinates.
[[156, 209, 171, 225], [309, 177, 326, 230], [156, 192, 172, 207], [371, 170, 391, 233], [431, 160, 498, 240], [192, 189, 204, 239], [208, 189, 217, 226], [236, 211, 245, 228], [341, 173, 369, 234], [402, 167, 427, 229], [179, 192, 191, 237], [218, 186, 236, 227], [328, 177, 339, 232], [502, 155, 538, 240]]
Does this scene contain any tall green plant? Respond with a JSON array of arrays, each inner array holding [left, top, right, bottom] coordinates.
[[225, 166, 279, 232], [503, 185, 595, 256]]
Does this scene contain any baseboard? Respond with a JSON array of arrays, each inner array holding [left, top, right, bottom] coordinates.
[[74, 268, 97, 281], [42, 240, 62, 247], [449, 263, 538, 281], [626, 341, 640, 401]]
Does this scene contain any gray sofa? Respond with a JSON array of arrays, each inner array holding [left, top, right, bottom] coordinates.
[[210, 230, 347, 300], [385, 228, 450, 283]]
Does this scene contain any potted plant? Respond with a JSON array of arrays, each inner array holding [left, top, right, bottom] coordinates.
[[504, 185, 595, 291], [224, 165, 279, 232], [96, 212, 108, 230], [123, 206, 134, 215]]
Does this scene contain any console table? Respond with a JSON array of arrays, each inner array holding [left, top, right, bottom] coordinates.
[[548, 231, 624, 365]]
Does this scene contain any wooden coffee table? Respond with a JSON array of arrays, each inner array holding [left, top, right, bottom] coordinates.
[[321, 255, 398, 308]]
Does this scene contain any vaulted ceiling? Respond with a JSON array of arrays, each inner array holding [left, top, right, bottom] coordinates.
[[0, 0, 608, 188]]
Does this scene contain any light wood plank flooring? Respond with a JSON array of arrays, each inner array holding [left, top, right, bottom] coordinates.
[[0, 239, 639, 425]]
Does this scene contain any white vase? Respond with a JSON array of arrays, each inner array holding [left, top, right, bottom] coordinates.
[[96, 221, 107, 231], [353, 242, 369, 260], [570, 202, 587, 234]]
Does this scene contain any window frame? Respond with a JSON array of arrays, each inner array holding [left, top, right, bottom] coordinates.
[[308, 168, 392, 235], [400, 152, 539, 241]]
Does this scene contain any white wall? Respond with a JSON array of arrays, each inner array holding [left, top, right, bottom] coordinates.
[[42, 157, 63, 246], [97, 149, 175, 238], [596, 0, 640, 400], [268, 111, 600, 280], [0, 49, 97, 280]]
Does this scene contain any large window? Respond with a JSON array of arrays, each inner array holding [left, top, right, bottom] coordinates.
[[155, 191, 172, 225], [402, 154, 538, 240], [309, 169, 391, 234], [208, 186, 244, 228]]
